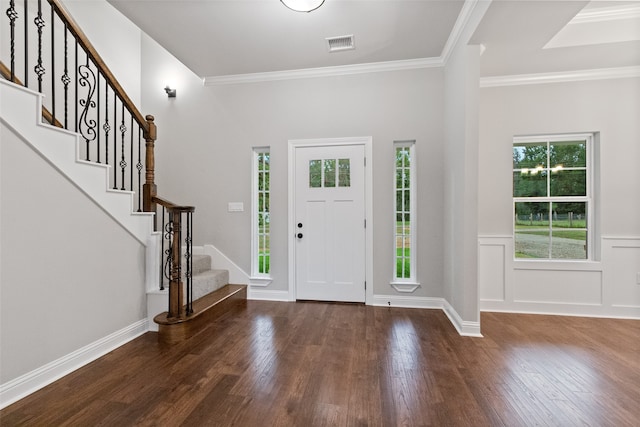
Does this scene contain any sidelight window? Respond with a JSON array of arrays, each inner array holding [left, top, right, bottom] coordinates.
[[252, 148, 270, 276], [393, 141, 416, 281]]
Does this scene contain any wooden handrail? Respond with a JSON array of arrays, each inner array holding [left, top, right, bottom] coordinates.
[[47, 0, 149, 136], [1, 61, 64, 129], [152, 196, 195, 213]]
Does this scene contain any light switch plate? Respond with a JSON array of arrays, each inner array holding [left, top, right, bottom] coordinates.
[[228, 202, 244, 212]]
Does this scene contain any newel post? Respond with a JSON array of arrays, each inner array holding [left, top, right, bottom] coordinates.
[[143, 115, 158, 226]]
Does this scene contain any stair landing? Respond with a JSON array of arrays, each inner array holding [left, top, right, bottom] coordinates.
[[153, 284, 247, 345]]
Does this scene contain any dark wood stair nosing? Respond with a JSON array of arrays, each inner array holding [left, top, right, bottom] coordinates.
[[153, 284, 247, 344]]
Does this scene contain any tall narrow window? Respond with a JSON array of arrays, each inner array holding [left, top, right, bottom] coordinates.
[[252, 148, 270, 277], [513, 134, 593, 260], [393, 141, 416, 282]]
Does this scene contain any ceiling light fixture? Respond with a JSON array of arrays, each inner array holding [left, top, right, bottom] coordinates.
[[280, 0, 324, 13]]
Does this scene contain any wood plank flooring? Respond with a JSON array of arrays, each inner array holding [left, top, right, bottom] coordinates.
[[1, 302, 639, 426]]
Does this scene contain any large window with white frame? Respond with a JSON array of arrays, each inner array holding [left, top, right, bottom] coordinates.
[[513, 134, 593, 260], [393, 141, 416, 282], [252, 148, 270, 277]]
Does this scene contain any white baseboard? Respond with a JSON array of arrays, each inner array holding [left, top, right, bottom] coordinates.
[[442, 301, 483, 337], [372, 294, 445, 309], [248, 288, 291, 301], [372, 294, 482, 337], [0, 319, 148, 410]]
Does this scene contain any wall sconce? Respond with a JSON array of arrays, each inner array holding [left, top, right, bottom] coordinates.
[[164, 86, 176, 98]]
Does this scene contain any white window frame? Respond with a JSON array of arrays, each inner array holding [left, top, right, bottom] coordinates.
[[251, 147, 272, 283], [512, 133, 594, 262], [391, 141, 419, 291]]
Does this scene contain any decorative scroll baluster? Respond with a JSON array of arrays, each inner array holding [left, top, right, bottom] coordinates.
[[137, 129, 143, 212], [103, 84, 109, 164], [6, 0, 17, 81], [120, 103, 127, 190], [169, 211, 183, 318], [34, 0, 45, 92], [163, 211, 173, 291], [61, 24, 70, 129], [160, 207, 166, 290], [185, 212, 193, 314], [78, 57, 96, 154]]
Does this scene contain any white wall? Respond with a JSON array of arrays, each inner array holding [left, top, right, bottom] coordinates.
[[61, 0, 143, 107], [0, 122, 146, 385], [440, 1, 490, 331], [140, 34, 446, 299], [478, 77, 640, 318], [443, 44, 482, 327]]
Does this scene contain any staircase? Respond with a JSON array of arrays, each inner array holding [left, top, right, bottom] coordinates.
[[148, 254, 247, 343], [1, 0, 246, 346]]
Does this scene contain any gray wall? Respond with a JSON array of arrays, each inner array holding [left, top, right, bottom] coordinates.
[[140, 34, 446, 298], [478, 77, 640, 316], [0, 123, 146, 383], [443, 43, 481, 324]]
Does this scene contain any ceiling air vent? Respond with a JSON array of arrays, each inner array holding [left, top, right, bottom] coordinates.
[[326, 34, 355, 52]]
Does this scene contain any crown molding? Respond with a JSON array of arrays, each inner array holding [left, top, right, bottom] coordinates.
[[572, 4, 640, 25], [203, 57, 443, 86], [480, 66, 640, 88], [440, 0, 481, 64]]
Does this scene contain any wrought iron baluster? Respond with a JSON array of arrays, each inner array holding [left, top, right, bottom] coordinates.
[[61, 24, 70, 129], [160, 207, 166, 290], [186, 212, 193, 314], [113, 95, 117, 189], [120, 103, 127, 190], [163, 211, 174, 295], [6, 0, 17, 81], [78, 54, 97, 156], [74, 41, 78, 132], [137, 128, 143, 212], [103, 83, 110, 165], [130, 117, 134, 192], [50, 4, 55, 123], [23, 0, 28, 87], [96, 74, 100, 162], [34, 0, 45, 92]]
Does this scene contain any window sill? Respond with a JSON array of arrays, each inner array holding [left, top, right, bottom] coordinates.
[[513, 260, 602, 272], [249, 276, 273, 287], [390, 282, 421, 293]]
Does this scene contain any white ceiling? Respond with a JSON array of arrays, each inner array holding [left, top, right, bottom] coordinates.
[[106, 0, 640, 80]]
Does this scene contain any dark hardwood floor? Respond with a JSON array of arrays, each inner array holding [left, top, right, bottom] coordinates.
[[2, 301, 639, 426]]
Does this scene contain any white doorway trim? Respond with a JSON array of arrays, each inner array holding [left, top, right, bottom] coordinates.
[[288, 136, 374, 305]]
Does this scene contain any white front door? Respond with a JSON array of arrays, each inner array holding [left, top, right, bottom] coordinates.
[[294, 144, 366, 302]]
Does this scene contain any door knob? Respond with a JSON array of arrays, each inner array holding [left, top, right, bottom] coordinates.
[[297, 233, 303, 239]]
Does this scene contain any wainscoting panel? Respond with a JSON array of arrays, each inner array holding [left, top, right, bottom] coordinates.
[[512, 269, 602, 305], [478, 237, 509, 302], [479, 235, 640, 318], [603, 238, 640, 309]]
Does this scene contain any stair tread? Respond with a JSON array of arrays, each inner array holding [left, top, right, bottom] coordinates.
[[154, 284, 246, 326], [193, 269, 227, 277]]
